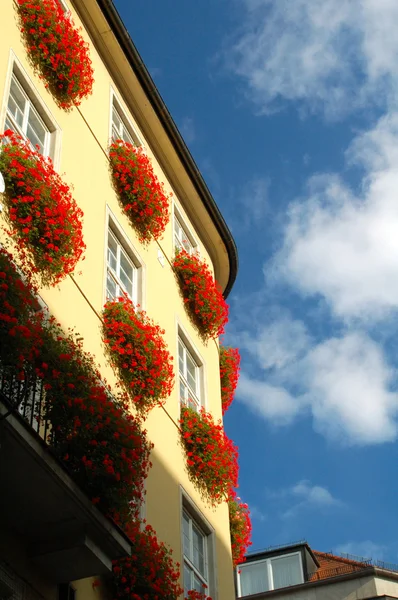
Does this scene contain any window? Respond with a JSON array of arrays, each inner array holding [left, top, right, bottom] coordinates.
[[57, 0, 69, 12], [111, 95, 141, 146], [106, 227, 139, 304], [178, 337, 201, 411], [58, 584, 76, 600], [174, 214, 196, 255], [183, 510, 209, 597], [4, 73, 54, 157], [238, 553, 303, 596]]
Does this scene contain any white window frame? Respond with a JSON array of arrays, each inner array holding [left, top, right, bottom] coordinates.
[[183, 510, 209, 595], [105, 210, 144, 307], [1, 55, 61, 165], [180, 492, 216, 600], [237, 552, 304, 597], [109, 89, 143, 147], [178, 332, 204, 412], [57, 0, 70, 13], [173, 204, 198, 256]]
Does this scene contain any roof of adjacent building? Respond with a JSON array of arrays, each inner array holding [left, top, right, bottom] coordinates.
[[310, 551, 371, 581]]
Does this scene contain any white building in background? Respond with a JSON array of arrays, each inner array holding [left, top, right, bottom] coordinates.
[[237, 541, 398, 600]]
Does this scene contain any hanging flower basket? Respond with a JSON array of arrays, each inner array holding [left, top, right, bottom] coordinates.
[[0, 249, 151, 522], [109, 141, 171, 244], [16, 0, 94, 110], [102, 297, 174, 414], [228, 491, 252, 566], [38, 321, 153, 522], [173, 250, 229, 340], [0, 130, 85, 286], [111, 520, 183, 600], [179, 406, 239, 505], [220, 346, 240, 414], [0, 246, 42, 368]]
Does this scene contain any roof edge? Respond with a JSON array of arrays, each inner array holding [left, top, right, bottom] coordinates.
[[95, 0, 239, 298]]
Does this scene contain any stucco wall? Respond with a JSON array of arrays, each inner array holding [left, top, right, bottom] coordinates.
[[0, 1, 235, 599], [251, 576, 378, 600]]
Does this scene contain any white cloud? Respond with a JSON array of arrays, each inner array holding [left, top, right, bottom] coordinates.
[[306, 333, 398, 443], [238, 374, 301, 425], [250, 506, 267, 522], [180, 117, 196, 144], [238, 315, 310, 370], [273, 112, 398, 321], [228, 0, 398, 117], [266, 480, 342, 519], [335, 541, 386, 561], [237, 319, 398, 444], [239, 176, 270, 227]]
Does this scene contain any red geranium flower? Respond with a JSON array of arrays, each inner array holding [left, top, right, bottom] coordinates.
[[219, 346, 240, 414], [102, 297, 174, 414], [109, 141, 171, 244], [16, 0, 94, 109], [0, 130, 85, 286], [228, 490, 252, 566], [111, 520, 183, 600], [173, 250, 229, 340], [179, 406, 239, 506]]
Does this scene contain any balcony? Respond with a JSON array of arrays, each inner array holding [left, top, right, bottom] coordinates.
[[0, 369, 131, 583]]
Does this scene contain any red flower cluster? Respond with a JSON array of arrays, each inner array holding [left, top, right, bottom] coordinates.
[[102, 298, 174, 414], [179, 406, 239, 506], [38, 322, 153, 522], [219, 346, 240, 414], [109, 141, 171, 244], [111, 520, 183, 600], [185, 591, 212, 600], [0, 130, 85, 286], [0, 246, 42, 368], [173, 250, 229, 340], [16, 0, 94, 109], [228, 491, 252, 566], [0, 250, 151, 522]]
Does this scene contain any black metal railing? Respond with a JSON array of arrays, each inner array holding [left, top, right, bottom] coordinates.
[[0, 365, 52, 442]]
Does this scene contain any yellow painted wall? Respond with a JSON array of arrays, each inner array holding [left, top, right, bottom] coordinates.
[[0, 2, 235, 599]]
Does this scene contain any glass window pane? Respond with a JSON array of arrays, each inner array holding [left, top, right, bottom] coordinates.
[[119, 264, 133, 292], [271, 555, 302, 590], [192, 524, 205, 575], [175, 234, 183, 251], [122, 125, 134, 145], [26, 124, 45, 154], [4, 116, 14, 133], [106, 272, 117, 300], [183, 237, 193, 253], [183, 513, 191, 558], [187, 396, 199, 411], [194, 574, 204, 593], [107, 232, 118, 272], [186, 354, 197, 393], [8, 77, 25, 127], [180, 379, 188, 404], [178, 341, 185, 372], [7, 94, 24, 129], [27, 107, 47, 147], [175, 218, 182, 237], [240, 562, 269, 596], [120, 250, 134, 279], [184, 564, 192, 596], [112, 106, 122, 135]]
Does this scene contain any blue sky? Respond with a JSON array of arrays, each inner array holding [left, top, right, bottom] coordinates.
[[114, 0, 398, 563]]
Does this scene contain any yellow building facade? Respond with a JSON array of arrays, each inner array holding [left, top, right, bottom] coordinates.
[[0, 1, 238, 600]]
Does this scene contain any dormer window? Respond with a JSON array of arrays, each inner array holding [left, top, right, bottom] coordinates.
[[237, 552, 303, 596]]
